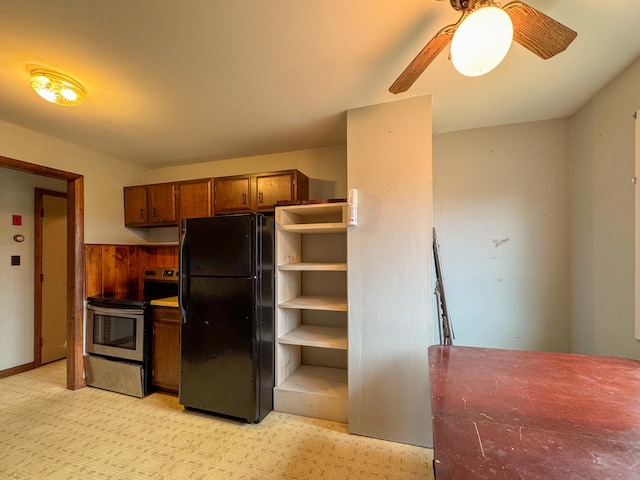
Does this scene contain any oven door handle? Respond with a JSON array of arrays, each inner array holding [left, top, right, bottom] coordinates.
[[86, 305, 145, 316]]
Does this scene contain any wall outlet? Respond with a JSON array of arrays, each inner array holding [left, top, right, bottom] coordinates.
[[11, 255, 20, 266]]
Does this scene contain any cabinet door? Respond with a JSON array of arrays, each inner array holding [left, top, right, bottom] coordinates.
[[178, 179, 211, 221], [152, 308, 181, 392], [148, 183, 177, 224], [255, 173, 294, 212], [214, 176, 252, 215], [124, 186, 148, 226]]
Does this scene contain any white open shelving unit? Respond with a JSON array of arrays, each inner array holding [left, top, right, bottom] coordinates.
[[274, 202, 349, 423]]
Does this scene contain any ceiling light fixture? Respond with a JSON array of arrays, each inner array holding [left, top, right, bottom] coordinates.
[[450, 2, 513, 77], [30, 69, 85, 107]]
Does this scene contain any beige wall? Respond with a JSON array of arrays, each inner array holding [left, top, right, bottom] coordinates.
[[570, 56, 640, 360], [0, 119, 347, 372], [433, 118, 572, 353], [0, 170, 66, 370], [432, 53, 640, 362], [347, 96, 433, 447], [0, 119, 149, 245], [146, 145, 347, 199], [145, 146, 347, 243], [0, 121, 149, 371]]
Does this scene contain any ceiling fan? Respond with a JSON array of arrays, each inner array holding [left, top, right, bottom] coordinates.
[[389, 0, 577, 94]]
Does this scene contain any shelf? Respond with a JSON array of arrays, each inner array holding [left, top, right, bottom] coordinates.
[[279, 295, 348, 312], [274, 365, 348, 423], [279, 325, 347, 350], [279, 223, 347, 234], [278, 262, 347, 271], [276, 365, 347, 396], [274, 202, 349, 423], [276, 203, 348, 217]]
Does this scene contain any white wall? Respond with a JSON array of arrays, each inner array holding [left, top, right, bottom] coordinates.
[[347, 96, 433, 447], [0, 170, 67, 370], [433, 119, 572, 352], [570, 57, 640, 360]]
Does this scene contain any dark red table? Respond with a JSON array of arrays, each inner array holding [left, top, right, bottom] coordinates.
[[428, 345, 640, 479]]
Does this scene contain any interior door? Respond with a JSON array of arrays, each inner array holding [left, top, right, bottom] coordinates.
[[41, 194, 68, 364]]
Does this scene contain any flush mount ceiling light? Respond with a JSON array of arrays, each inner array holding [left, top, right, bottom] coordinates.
[[30, 69, 85, 106], [450, 3, 513, 77]]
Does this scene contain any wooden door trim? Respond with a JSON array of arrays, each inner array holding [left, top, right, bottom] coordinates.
[[0, 155, 85, 390], [34, 189, 68, 368]]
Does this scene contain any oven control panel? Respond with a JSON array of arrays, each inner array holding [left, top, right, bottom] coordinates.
[[143, 267, 178, 283]]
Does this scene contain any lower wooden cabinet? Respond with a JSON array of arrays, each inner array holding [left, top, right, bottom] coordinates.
[[152, 306, 181, 393]]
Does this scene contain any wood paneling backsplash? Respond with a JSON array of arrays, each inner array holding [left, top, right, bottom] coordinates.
[[85, 244, 178, 297]]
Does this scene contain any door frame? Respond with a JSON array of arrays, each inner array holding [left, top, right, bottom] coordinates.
[[34, 188, 68, 368], [0, 155, 85, 390]]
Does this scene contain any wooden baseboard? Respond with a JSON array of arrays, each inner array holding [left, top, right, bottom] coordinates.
[[0, 362, 35, 379]]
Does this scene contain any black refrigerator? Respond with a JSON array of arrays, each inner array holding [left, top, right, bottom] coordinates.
[[178, 213, 274, 423]]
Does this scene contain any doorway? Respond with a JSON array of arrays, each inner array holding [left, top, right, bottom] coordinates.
[[0, 156, 84, 390], [34, 189, 68, 366]]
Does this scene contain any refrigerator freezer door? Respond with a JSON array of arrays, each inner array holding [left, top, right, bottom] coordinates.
[[179, 276, 260, 421], [181, 215, 255, 277]]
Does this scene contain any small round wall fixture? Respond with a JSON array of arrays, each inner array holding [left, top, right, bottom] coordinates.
[[30, 69, 85, 106]]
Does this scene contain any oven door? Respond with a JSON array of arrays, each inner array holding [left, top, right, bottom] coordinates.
[[86, 304, 145, 362]]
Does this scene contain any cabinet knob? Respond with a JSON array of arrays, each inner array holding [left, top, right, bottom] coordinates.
[[242, 192, 247, 205], [139, 208, 144, 219], [258, 192, 263, 204]]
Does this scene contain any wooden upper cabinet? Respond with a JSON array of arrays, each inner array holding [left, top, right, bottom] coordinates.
[[214, 170, 309, 215], [214, 176, 253, 215], [177, 179, 212, 221], [124, 183, 176, 227], [124, 170, 309, 226], [148, 183, 177, 225], [255, 172, 293, 212], [124, 186, 149, 226]]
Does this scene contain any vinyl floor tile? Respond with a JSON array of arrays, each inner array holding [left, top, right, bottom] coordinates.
[[0, 361, 433, 479]]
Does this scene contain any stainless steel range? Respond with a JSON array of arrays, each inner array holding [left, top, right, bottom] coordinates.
[[84, 267, 178, 397]]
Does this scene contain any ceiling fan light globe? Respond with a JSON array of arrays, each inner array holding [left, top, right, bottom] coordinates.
[[451, 6, 513, 77]]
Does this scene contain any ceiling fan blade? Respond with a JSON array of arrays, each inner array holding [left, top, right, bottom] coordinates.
[[389, 23, 457, 94], [503, 1, 577, 60]]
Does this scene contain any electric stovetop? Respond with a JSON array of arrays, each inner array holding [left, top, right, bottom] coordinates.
[[87, 290, 157, 307], [87, 267, 179, 308]]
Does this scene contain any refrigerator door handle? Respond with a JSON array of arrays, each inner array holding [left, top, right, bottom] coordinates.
[[179, 277, 188, 322], [179, 225, 188, 276], [179, 223, 188, 321]]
